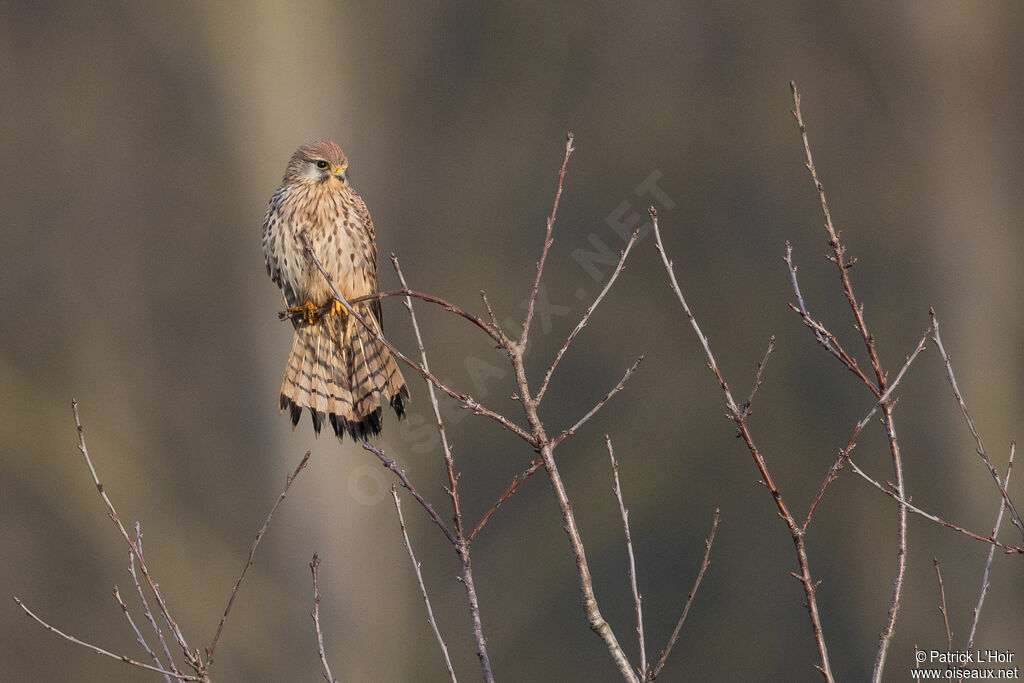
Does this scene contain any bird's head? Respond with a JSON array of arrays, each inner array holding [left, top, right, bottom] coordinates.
[[285, 140, 350, 187]]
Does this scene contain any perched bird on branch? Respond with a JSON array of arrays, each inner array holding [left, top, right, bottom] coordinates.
[[262, 140, 408, 440]]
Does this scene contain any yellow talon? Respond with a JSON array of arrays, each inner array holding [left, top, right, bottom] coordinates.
[[288, 299, 346, 325], [288, 300, 319, 325], [329, 299, 347, 319]]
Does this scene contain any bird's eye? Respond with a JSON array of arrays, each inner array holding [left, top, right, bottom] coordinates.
[[315, 160, 329, 169]]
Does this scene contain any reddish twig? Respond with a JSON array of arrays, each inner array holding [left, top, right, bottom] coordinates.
[[551, 356, 644, 448], [791, 81, 905, 683], [743, 336, 775, 414], [784, 243, 879, 395], [535, 228, 642, 404], [391, 488, 457, 682], [520, 132, 575, 347], [653, 209, 834, 682], [497, 136, 637, 682], [470, 459, 542, 542], [650, 508, 720, 681]]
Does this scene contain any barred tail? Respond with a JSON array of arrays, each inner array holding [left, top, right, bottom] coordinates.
[[279, 305, 408, 441]]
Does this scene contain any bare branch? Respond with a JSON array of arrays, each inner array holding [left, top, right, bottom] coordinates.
[[470, 459, 543, 542], [650, 508, 720, 681], [790, 81, 884, 389], [784, 243, 879, 395], [930, 309, 1024, 541], [309, 554, 337, 683], [536, 228, 641, 404], [391, 254, 493, 681], [651, 210, 741, 412], [131, 524, 179, 677], [521, 131, 575, 348], [70, 400, 202, 673], [552, 356, 644, 448], [967, 442, 1016, 647], [207, 450, 311, 665], [606, 436, 645, 678], [843, 455, 1024, 553], [391, 488, 457, 682], [653, 210, 834, 681], [743, 336, 776, 416], [13, 597, 205, 681], [113, 585, 170, 682], [791, 82, 906, 683], [933, 558, 953, 650], [361, 441, 457, 545]]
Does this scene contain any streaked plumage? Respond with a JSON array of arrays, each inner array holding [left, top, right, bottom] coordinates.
[[262, 140, 407, 440]]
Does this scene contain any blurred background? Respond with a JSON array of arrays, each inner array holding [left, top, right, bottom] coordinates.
[[3, 1, 1024, 680]]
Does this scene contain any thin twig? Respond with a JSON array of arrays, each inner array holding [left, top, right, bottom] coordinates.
[[70, 400, 202, 674], [207, 450, 311, 665], [521, 131, 575, 347], [391, 488, 457, 682], [650, 508, 720, 681], [535, 228, 641, 404], [803, 456, 845, 533], [930, 309, 1024, 541], [309, 554, 336, 683], [113, 585, 170, 683], [843, 455, 1024, 552], [790, 82, 883, 387], [470, 459, 543, 541], [791, 82, 904, 683], [784, 243, 879, 395], [392, 254, 493, 681], [12, 597, 204, 681], [501, 137, 637, 681], [743, 336, 776, 417], [606, 436, 646, 678], [967, 442, 1016, 647], [131, 524, 179, 676], [362, 441, 457, 545], [933, 558, 953, 650], [653, 210, 834, 682], [551, 356, 644, 448]]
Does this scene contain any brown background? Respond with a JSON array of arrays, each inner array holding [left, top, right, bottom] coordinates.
[[3, 1, 1024, 680]]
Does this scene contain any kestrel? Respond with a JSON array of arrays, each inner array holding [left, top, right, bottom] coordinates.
[[262, 140, 408, 440]]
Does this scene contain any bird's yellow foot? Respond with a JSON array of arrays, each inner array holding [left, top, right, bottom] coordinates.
[[328, 299, 348, 319], [288, 300, 319, 325]]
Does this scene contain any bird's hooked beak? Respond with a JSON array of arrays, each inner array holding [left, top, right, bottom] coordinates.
[[332, 164, 347, 182]]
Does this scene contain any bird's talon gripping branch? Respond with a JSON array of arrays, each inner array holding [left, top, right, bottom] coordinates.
[[287, 300, 319, 325], [329, 299, 347, 319]]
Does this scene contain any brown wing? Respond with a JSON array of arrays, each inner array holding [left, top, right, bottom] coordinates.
[[351, 192, 383, 326]]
